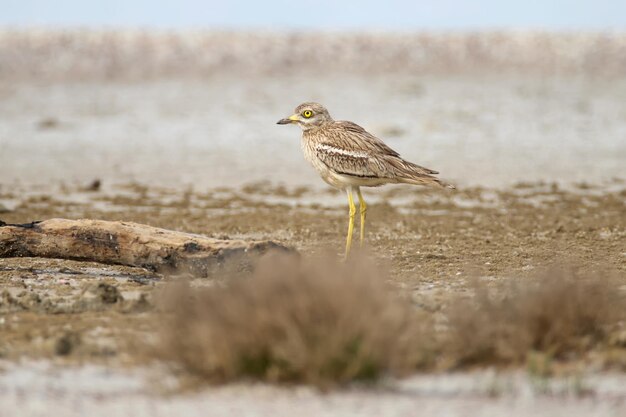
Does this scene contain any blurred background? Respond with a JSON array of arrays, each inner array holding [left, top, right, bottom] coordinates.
[[0, 0, 625, 190]]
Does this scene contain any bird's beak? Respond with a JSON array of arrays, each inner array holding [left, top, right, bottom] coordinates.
[[277, 114, 299, 125]]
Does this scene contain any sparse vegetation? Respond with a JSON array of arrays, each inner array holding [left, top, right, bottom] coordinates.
[[158, 252, 434, 387], [158, 254, 625, 386], [445, 268, 625, 368]]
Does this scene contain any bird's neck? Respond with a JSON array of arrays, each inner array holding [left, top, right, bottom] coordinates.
[[301, 120, 333, 133]]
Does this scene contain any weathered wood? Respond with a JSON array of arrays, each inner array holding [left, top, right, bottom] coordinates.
[[0, 219, 290, 276]]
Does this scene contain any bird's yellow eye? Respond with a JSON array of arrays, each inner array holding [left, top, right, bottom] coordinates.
[[302, 110, 313, 118]]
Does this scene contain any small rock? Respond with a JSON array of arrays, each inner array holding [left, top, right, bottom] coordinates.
[[55, 332, 81, 356], [0, 290, 17, 307], [93, 283, 124, 304], [374, 125, 407, 138], [37, 117, 60, 130], [84, 179, 101, 192]]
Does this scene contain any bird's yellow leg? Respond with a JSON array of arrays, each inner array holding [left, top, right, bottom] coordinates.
[[356, 187, 367, 247], [345, 188, 356, 258]]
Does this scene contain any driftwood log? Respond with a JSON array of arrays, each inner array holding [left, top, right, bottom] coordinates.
[[0, 219, 290, 276]]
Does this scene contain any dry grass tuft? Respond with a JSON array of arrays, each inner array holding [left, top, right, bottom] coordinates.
[[158, 252, 433, 387], [156, 258, 624, 387], [445, 268, 625, 367]]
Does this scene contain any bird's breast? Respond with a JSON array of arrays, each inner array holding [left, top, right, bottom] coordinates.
[[300, 133, 342, 188], [300, 134, 324, 169]]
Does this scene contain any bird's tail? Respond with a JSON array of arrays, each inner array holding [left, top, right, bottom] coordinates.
[[398, 175, 456, 189], [394, 160, 455, 189]]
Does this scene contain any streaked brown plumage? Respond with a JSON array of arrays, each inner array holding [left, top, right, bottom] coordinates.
[[277, 102, 454, 256]]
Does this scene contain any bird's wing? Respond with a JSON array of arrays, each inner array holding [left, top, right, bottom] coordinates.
[[332, 121, 401, 158], [313, 121, 439, 179]]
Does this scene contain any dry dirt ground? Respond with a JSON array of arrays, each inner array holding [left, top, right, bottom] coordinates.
[[0, 181, 624, 415], [0, 181, 626, 415], [1, 29, 625, 416]]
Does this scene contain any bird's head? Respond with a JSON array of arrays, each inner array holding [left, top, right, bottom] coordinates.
[[277, 102, 333, 131]]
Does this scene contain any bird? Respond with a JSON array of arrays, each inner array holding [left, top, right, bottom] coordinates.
[[277, 102, 454, 257]]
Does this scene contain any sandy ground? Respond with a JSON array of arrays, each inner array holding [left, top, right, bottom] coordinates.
[[0, 180, 624, 416], [1, 361, 625, 417], [1, 74, 625, 189], [0, 73, 625, 415]]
